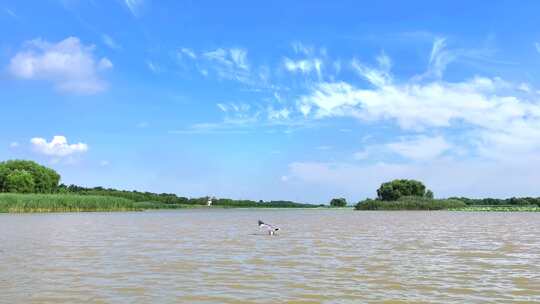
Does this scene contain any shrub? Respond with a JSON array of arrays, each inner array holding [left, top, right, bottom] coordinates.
[[330, 198, 347, 207], [5, 170, 35, 193], [0, 160, 60, 193], [376, 179, 430, 201]]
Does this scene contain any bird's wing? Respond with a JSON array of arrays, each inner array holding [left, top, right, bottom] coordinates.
[[259, 220, 279, 231]]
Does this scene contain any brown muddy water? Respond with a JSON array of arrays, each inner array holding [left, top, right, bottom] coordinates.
[[0, 209, 539, 303]]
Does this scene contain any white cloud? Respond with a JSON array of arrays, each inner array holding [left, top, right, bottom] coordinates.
[[427, 37, 454, 78], [518, 83, 531, 92], [146, 61, 159, 73], [202, 48, 251, 83], [299, 51, 540, 162], [229, 48, 249, 70], [102, 34, 121, 50], [351, 58, 391, 87], [216, 103, 228, 112], [267, 106, 290, 121], [30, 136, 88, 157], [9, 142, 19, 148], [535, 42, 540, 53], [98, 58, 113, 69], [99, 160, 110, 166], [179, 48, 196, 59], [137, 121, 149, 128], [9, 37, 112, 94], [283, 58, 323, 79], [4, 8, 18, 19], [291, 42, 314, 55], [203, 48, 248, 70], [124, 0, 143, 16], [386, 136, 452, 161]]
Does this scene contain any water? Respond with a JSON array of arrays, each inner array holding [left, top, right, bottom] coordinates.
[[1, 209, 539, 303]]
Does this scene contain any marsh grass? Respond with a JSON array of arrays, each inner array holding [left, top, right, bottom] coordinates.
[[0, 193, 138, 213]]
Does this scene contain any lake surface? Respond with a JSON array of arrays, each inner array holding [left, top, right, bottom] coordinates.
[[1, 209, 539, 303]]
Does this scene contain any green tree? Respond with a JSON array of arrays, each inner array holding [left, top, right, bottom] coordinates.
[[5, 170, 35, 193], [0, 160, 60, 193], [425, 189, 434, 199], [376, 179, 427, 201], [330, 197, 347, 207]]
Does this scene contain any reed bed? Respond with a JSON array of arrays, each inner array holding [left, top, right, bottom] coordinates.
[[0, 193, 138, 213]]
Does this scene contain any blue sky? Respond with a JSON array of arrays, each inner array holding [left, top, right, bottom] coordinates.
[[2, 1, 540, 203]]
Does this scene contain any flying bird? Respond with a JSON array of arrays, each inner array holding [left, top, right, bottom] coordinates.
[[258, 220, 280, 235]]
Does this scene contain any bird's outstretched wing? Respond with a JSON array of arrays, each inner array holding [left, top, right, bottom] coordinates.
[[258, 220, 279, 231]]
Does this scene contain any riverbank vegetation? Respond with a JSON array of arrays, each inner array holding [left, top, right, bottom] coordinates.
[[59, 185, 317, 208], [0, 159, 316, 212], [3, 160, 540, 213], [356, 196, 466, 210], [0, 160, 60, 193], [0, 193, 137, 212], [330, 198, 347, 207], [355, 179, 540, 211]]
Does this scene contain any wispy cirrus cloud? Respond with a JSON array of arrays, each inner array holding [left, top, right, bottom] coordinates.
[[175, 46, 277, 87], [4, 8, 19, 19], [283, 57, 323, 78], [102, 34, 121, 50], [8, 37, 113, 94], [146, 61, 160, 73], [124, 0, 144, 17], [282, 42, 327, 80], [202, 48, 251, 82]]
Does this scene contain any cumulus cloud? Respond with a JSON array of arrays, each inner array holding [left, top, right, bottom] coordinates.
[[9, 37, 112, 94], [30, 136, 88, 157]]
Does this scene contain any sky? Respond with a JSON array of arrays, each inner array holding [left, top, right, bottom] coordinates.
[[2, 0, 540, 203]]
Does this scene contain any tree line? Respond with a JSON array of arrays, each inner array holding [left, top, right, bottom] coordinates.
[[60, 184, 317, 208], [0, 160, 315, 208], [2, 160, 540, 209]]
